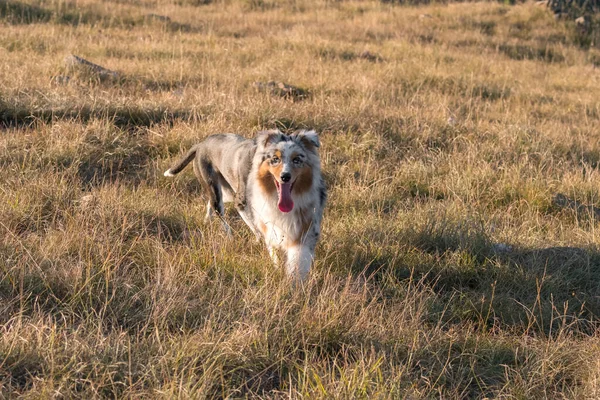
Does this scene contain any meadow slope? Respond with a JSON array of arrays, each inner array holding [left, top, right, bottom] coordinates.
[[1, 0, 600, 397]]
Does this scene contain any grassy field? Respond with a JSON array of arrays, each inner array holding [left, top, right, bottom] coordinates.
[[1, 0, 600, 397]]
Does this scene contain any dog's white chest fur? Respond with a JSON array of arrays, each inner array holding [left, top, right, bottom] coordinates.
[[250, 190, 315, 248]]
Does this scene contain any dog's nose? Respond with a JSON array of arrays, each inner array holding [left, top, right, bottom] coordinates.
[[281, 172, 291, 183]]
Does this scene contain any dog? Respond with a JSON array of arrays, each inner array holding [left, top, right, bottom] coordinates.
[[164, 129, 326, 281]]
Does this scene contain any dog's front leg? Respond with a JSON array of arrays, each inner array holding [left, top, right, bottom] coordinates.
[[234, 148, 253, 211], [269, 246, 281, 266], [285, 245, 313, 282], [234, 192, 247, 210], [237, 208, 261, 242]]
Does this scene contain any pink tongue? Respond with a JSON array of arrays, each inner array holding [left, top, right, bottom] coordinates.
[[278, 182, 294, 213]]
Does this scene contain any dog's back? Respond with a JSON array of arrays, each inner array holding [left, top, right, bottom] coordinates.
[[164, 134, 255, 217], [193, 134, 255, 191]]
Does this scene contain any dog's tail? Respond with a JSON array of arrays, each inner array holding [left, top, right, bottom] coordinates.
[[164, 146, 198, 177]]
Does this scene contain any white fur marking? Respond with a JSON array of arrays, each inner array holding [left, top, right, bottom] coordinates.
[[205, 200, 214, 220], [268, 245, 280, 265], [164, 169, 174, 177], [286, 245, 313, 281]]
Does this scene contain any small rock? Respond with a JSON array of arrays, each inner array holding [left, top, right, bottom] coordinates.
[[493, 243, 513, 253], [65, 54, 119, 80], [172, 87, 184, 99], [575, 16, 591, 33], [253, 81, 309, 100], [359, 50, 384, 62], [145, 13, 171, 23]]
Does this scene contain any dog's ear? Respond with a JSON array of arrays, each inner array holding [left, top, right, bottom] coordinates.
[[296, 130, 320, 150], [255, 130, 282, 148]]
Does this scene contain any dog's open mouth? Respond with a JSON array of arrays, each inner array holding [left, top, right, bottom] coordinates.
[[274, 180, 294, 213]]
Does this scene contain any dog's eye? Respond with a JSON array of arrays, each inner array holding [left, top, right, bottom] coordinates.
[[270, 157, 280, 165], [293, 157, 303, 165]]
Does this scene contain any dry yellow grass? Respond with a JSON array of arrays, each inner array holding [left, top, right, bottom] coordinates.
[[1, 0, 600, 397]]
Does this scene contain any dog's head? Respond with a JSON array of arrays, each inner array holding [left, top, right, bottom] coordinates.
[[255, 129, 321, 213]]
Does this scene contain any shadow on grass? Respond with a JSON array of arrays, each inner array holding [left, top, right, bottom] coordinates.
[[497, 43, 566, 63], [484, 254, 590, 330], [447, 243, 599, 334], [338, 218, 600, 336], [75, 144, 155, 187], [0, 212, 193, 326], [0, 0, 198, 31], [0, 267, 145, 396], [399, 75, 512, 102], [0, 0, 50, 24], [0, 102, 199, 188], [316, 47, 385, 63], [0, 101, 193, 130], [0, 0, 125, 26]]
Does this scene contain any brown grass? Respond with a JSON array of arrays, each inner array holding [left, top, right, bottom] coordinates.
[[1, 0, 600, 397]]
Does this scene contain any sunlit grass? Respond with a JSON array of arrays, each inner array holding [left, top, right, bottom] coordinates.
[[1, 0, 600, 397]]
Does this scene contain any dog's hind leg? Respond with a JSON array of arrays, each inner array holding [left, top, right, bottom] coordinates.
[[196, 160, 222, 217], [195, 158, 231, 235], [205, 200, 215, 220]]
